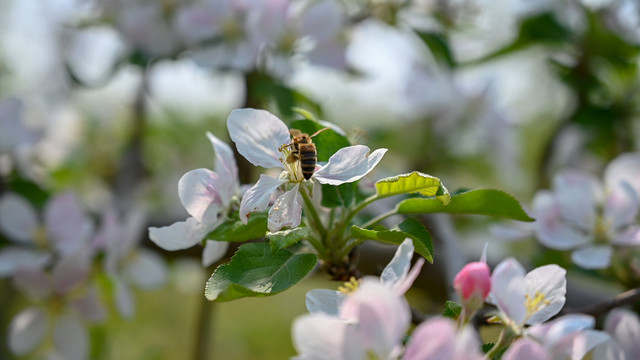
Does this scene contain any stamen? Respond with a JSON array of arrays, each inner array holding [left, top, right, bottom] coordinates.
[[524, 291, 550, 315], [338, 276, 360, 294]]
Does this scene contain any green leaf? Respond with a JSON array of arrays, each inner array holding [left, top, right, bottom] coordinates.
[[397, 218, 434, 263], [482, 343, 495, 354], [205, 243, 317, 301], [397, 189, 534, 222], [289, 119, 350, 162], [207, 212, 268, 242], [442, 300, 462, 319], [267, 227, 312, 252], [321, 182, 356, 208], [415, 31, 455, 68], [350, 219, 434, 262], [375, 171, 450, 205]]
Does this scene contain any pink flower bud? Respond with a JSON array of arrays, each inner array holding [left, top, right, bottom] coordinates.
[[454, 262, 491, 301]]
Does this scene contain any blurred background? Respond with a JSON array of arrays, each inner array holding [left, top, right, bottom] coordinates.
[[1, 0, 640, 359]]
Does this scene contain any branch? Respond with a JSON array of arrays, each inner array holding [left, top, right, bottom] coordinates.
[[560, 287, 640, 317]]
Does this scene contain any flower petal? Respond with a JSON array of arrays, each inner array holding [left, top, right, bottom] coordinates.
[[604, 309, 640, 359], [53, 313, 88, 360], [8, 307, 48, 355], [207, 132, 238, 201], [13, 268, 52, 299], [314, 146, 387, 185], [52, 250, 91, 295], [403, 318, 456, 360], [527, 314, 594, 348], [502, 339, 550, 360], [0, 247, 51, 278], [114, 277, 135, 319], [612, 225, 640, 246], [70, 287, 107, 323], [552, 172, 600, 231], [489, 258, 527, 325], [381, 239, 413, 286], [532, 191, 591, 250], [292, 313, 362, 360], [339, 281, 410, 358], [239, 175, 286, 224], [525, 265, 566, 325], [124, 249, 167, 289], [0, 193, 39, 243], [179, 168, 225, 225], [305, 289, 346, 316], [571, 246, 612, 269], [202, 239, 229, 267], [148, 217, 215, 251], [604, 181, 639, 230], [550, 330, 609, 360], [227, 108, 290, 169], [268, 184, 303, 232], [45, 192, 94, 256], [604, 152, 640, 197]]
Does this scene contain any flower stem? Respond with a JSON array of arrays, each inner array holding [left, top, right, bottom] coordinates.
[[360, 208, 398, 229], [300, 187, 327, 238]]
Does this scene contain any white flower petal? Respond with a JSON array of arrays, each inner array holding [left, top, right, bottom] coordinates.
[[550, 330, 609, 360], [605, 181, 639, 230], [605, 309, 640, 359], [0, 193, 39, 243], [227, 108, 290, 169], [381, 239, 413, 286], [305, 289, 346, 316], [207, 132, 238, 201], [292, 313, 362, 360], [528, 314, 594, 349], [339, 281, 410, 358], [52, 250, 91, 295], [0, 247, 51, 277], [239, 175, 286, 224], [148, 217, 215, 251], [114, 277, 135, 319], [45, 192, 93, 255], [178, 168, 225, 225], [314, 146, 387, 185], [202, 239, 229, 267], [552, 172, 600, 231], [604, 152, 640, 197], [612, 226, 640, 246], [454, 325, 483, 360], [69, 287, 106, 323], [532, 191, 591, 250], [525, 265, 566, 324], [8, 307, 48, 355], [125, 249, 167, 289], [53, 313, 88, 360], [490, 258, 527, 325], [571, 246, 612, 269], [403, 318, 456, 360], [13, 268, 52, 299], [502, 339, 550, 360], [268, 184, 303, 232]]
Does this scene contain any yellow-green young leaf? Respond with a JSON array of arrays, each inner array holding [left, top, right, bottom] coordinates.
[[350, 221, 434, 263], [375, 171, 451, 205]]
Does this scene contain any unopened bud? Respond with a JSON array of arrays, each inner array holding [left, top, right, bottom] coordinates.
[[454, 262, 491, 309]]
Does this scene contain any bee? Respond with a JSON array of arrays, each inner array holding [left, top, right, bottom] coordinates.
[[286, 127, 330, 180]]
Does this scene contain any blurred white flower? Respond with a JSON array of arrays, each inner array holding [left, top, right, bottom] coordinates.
[[148, 132, 237, 266]]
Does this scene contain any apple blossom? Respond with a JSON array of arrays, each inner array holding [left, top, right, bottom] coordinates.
[[148, 132, 236, 266], [403, 318, 483, 360], [593, 308, 640, 359], [489, 258, 566, 332], [533, 153, 640, 269], [228, 108, 387, 232], [306, 238, 424, 315], [453, 261, 491, 317]]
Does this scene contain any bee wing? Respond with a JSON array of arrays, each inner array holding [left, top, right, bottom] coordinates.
[[289, 129, 303, 137]]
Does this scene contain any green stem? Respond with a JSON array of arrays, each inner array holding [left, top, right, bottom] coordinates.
[[486, 328, 515, 359], [360, 208, 398, 229], [300, 187, 327, 238]]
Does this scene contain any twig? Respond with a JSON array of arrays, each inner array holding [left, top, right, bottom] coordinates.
[[560, 287, 640, 317]]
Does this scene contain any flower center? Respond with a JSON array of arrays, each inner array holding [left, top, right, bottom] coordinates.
[[524, 291, 550, 318], [278, 143, 305, 183], [338, 277, 360, 294]]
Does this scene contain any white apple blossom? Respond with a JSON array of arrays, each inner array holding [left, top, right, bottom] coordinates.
[[228, 108, 387, 232], [489, 258, 566, 332], [403, 318, 483, 360], [533, 153, 640, 269], [593, 308, 640, 359], [148, 132, 236, 266]]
